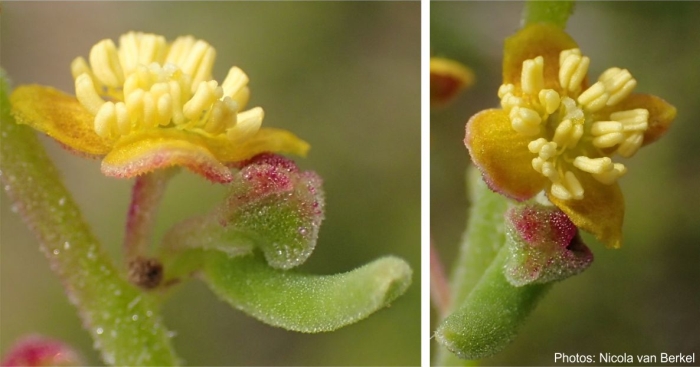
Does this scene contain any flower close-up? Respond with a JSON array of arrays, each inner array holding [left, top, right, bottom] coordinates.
[[465, 23, 676, 248], [10, 32, 309, 183]]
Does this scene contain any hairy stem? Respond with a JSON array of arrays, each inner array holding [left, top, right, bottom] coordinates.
[[0, 71, 179, 365], [430, 238, 451, 317]]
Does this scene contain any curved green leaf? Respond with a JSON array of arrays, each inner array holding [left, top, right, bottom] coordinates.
[[203, 252, 412, 332]]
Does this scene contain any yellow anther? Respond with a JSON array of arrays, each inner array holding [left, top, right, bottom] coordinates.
[[559, 97, 584, 123], [611, 109, 649, 132], [538, 89, 561, 115], [71, 57, 93, 81], [599, 67, 636, 106], [593, 133, 624, 148], [591, 121, 623, 136], [94, 101, 129, 139], [564, 171, 584, 200], [528, 138, 549, 154], [510, 106, 542, 136], [222, 67, 250, 108], [181, 40, 216, 90], [227, 107, 263, 143], [592, 163, 627, 185], [551, 171, 584, 200], [552, 119, 573, 147], [573, 156, 613, 174], [559, 49, 581, 67], [616, 133, 644, 158], [559, 49, 589, 92], [578, 81, 609, 112], [521, 56, 544, 94], [532, 157, 544, 173], [156, 93, 173, 126], [501, 93, 524, 112], [538, 141, 558, 160], [204, 98, 236, 134], [541, 161, 558, 180], [75, 74, 106, 115], [118, 32, 167, 76], [89, 39, 124, 88], [183, 80, 222, 121], [498, 84, 515, 99]]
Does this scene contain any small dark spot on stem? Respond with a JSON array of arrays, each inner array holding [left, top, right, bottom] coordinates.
[[128, 257, 163, 289]]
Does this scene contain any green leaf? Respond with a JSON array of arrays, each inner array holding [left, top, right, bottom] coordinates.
[[435, 246, 550, 360], [0, 70, 178, 365], [203, 251, 412, 332], [522, 0, 575, 29]]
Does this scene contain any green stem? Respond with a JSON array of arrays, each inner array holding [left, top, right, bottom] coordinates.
[[435, 246, 551, 360], [0, 71, 179, 365], [522, 0, 575, 28]]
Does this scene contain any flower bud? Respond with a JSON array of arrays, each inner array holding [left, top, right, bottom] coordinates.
[[1, 335, 84, 366]]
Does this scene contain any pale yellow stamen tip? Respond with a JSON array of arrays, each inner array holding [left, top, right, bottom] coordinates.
[[183, 80, 223, 121], [551, 171, 584, 200], [611, 109, 649, 132], [222, 67, 251, 108], [228, 107, 263, 143], [89, 39, 124, 88], [75, 73, 106, 115], [510, 106, 541, 136], [616, 134, 644, 158], [578, 81, 609, 112], [559, 49, 589, 92], [538, 89, 561, 115], [591, 121, 624, 148], [498, 84, 515, 99], [118, 32, 167, 76], [599, 67, 637, 106], [592, 163, 627, 185], [573, 156, 613, 174], [521, 56, 544, 94], [95, 101, 130, 139]]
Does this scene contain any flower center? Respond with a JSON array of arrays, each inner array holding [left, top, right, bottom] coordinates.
[[71, 32, 262, 143], [498, 49, 649, 201]]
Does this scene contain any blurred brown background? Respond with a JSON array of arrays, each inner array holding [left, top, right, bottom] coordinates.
[[0, 2, 420, 365], [431, 1, 700, 365]]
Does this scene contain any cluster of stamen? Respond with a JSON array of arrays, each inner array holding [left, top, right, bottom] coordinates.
[[72, 32, 262, 142], [498, 49, 649, 200]]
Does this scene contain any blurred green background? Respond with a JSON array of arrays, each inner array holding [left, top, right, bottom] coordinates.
[[432, 1, 700, 365], [0, 2, 419, 365]]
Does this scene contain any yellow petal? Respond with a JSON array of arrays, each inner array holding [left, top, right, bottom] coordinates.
[[210, 127, 310, 163], [430, 57, 475, 106], [10, 85, 111, 157], [596, 93, 676, 148], [102, 130, 232, 182], [503, 23, 579, 94], [548, 174, 624, 248], [465, 109, 547, 201]]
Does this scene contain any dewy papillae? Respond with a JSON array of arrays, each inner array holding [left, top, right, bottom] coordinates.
[[498, 48, 649, 201], [72, 32, 262, 143]]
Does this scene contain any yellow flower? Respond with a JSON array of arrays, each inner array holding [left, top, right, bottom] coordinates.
[[465, 23, 676, 248], [430, 57, 474, 106], [10, 32, 309, 183]]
